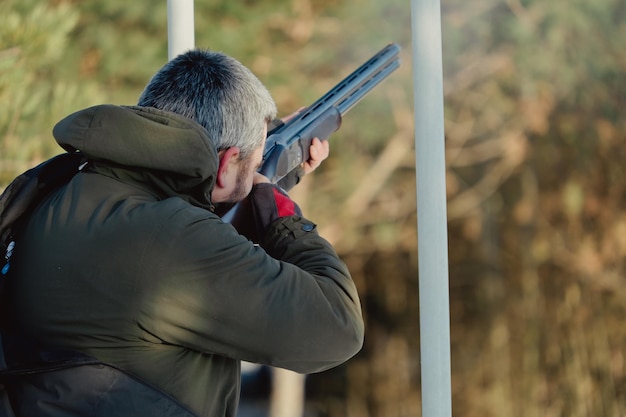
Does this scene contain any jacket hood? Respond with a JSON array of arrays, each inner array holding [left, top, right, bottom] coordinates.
[[52, 105, 219, 209]]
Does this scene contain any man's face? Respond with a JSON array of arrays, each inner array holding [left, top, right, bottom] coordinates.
[[223, 142, 264, 204], [212, 123, 268, 206]]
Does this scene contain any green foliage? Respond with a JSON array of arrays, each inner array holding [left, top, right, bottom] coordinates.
[[1, 0, 78, 180], [2, 0, 625, 416], [0, 0, 410, 185], [442, 0, 626, 415]]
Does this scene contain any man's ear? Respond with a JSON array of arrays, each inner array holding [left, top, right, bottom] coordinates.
[[216, 147, 241, 188]]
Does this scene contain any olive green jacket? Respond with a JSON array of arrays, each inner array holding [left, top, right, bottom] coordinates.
[[8, 105, 364, 416]]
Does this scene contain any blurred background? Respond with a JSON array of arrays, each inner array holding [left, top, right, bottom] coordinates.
[[1, 0, 625, 416]]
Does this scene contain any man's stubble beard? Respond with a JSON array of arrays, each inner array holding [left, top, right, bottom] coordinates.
[[212, 156, 253, 218], [225, 157, 252, 204]]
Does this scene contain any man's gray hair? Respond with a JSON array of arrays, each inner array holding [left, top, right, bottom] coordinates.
[[138, 49, 277, 158]]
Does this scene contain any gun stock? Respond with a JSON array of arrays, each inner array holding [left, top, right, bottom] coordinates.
[[259, 43, 401, 186]]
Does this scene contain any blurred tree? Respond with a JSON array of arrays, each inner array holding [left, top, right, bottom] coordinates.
[[0, 0, 92, 181], [442, 0, 626, 416], [2, 0, 625, 416]]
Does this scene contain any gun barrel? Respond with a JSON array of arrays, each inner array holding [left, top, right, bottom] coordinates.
[[336, 58, 401, 114], [270, 43, 401, 141], [321, 43, 401, 116], [261, 43, 401, 186]]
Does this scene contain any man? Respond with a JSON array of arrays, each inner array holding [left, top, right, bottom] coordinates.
[[2, 50, 364, 416]]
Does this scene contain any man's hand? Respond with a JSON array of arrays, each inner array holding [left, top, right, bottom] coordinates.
[[258, 110, 331, 186], [279, 109, 330, 174], [255, 137, 330, 186], [229, 183, 303, 244], [302, 137, 330, 175]]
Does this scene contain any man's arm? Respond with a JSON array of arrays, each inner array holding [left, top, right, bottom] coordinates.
[[139, 200, 364, 373]]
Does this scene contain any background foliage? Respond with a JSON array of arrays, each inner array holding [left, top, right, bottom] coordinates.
[[1, 0, 625, 416]]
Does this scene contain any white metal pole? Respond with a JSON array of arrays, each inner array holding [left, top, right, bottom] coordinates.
[[410, 0, 452, 416], [167, 0, 195, 60]]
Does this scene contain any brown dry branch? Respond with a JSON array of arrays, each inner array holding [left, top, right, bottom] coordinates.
[[447, 131, 528, 220], [443, 53, 513, 98], [317, 97, 415, 252], [343, 102, 414, 218]]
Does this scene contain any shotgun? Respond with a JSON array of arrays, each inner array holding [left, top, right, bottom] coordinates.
[[260, 43, 401, 189]]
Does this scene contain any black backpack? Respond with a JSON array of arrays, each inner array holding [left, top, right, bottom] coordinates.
[[0, 153, 198, 417], [1, 153, 84, 283]]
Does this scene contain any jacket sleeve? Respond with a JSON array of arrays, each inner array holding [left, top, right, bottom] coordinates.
[[138, 206, 364, 374]]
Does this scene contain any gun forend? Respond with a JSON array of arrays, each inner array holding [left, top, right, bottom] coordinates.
[[259, 43, 401, 185]]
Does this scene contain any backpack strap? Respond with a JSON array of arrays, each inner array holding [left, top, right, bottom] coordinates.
[[1, 152, 84, 276], [0, 332, 101, 378], [0, 333, 199, 417]]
